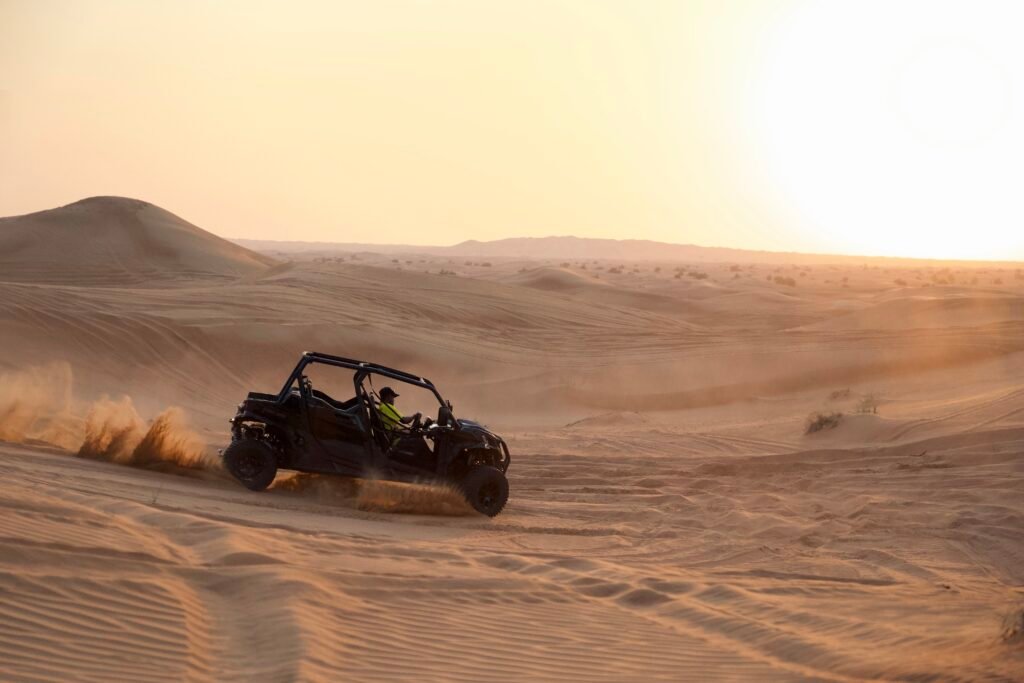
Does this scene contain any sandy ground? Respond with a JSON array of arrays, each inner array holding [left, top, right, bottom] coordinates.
[[1, 198, 1023, 681]]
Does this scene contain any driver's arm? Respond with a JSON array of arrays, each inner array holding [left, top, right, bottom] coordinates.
[[399, 412, 422, 425]]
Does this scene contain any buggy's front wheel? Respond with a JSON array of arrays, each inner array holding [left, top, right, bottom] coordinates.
[[223, 438, 277, 491], [459, 465, 509, 517]]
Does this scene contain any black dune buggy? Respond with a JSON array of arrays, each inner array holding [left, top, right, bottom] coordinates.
[[222, 351, 511, 516]]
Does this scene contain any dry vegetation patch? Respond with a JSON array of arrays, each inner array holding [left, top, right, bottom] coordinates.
[[805, 411, 843, 434], [1002, 608, 1024, 646]]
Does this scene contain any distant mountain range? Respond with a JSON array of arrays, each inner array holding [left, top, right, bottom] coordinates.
[[234, 235, 1019, 267]]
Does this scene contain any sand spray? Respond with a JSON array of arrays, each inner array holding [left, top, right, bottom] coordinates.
[[1, 363, 476, 515], [271, 472, 474, 516], [0, 362, 214, 470]]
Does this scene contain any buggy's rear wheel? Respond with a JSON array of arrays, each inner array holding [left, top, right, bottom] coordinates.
[[223, 438, 277, 491], [459, 465, 509, 517]]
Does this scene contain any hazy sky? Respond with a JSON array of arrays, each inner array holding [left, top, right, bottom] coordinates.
[[2, 0, 1023, 259]]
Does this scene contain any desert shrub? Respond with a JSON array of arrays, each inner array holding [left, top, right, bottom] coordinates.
[[828, 388, 850, 401], [608, 266, 623, 274], [560, 262, 570, 268], [392, 258, 399, 264], [894, 278, 908, 286], [687, 271, 709, 280], [481, 262, 492, 267], [805, 412, 843, 434], [995, 278, 1003, 285], [856, 394, 879, 414], [1002, 608, 1024, 645], [773, 276, 797, 287], [654, 266, 661, 272], [730, 265, 741, 272]]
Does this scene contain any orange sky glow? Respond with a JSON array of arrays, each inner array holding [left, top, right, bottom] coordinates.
[[2, 0, 1023, 259]]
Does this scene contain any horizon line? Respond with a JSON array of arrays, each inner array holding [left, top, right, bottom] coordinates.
[[230, 234, 1024, 267], [5, 195, 1021, 267]]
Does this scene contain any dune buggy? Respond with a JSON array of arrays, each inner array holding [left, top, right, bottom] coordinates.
[[222, 351, 511, 516]]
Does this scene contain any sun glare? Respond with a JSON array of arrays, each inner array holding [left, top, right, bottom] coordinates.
[[897, 42, 1008, 146], [750, 1, 1024, 260]]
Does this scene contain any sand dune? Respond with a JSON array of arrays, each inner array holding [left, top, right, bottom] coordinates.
[[504, 267, 708, 317], [1, 420, 1021, 681], [804, 295, 1024, 331], [1, 198, 1023, 680], [505, 266, 611, 291], [0, 197, 276, 284]]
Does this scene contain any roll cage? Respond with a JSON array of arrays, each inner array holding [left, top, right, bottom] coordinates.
[[267, 352, 454, 458], [275, 351, 448, 410]]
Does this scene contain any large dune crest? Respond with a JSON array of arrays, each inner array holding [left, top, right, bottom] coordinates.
[[0, 196, 277, 284]]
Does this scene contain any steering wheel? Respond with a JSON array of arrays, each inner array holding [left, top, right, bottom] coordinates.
[[410, 412, 423, 431]]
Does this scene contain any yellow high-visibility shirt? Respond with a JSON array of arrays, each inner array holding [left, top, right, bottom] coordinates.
[[379, 401, 403, 431]]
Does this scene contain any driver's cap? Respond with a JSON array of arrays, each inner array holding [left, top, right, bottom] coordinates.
[[380, 386, 399, 400]]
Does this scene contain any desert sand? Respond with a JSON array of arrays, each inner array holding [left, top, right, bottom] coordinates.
[[1, 198, 1022, 681]]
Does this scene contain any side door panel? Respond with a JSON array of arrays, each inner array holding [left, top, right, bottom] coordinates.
[[305, 401, 368, 475]]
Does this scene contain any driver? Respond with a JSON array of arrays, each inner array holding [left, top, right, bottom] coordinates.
[[377, 387, 420, 434]]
